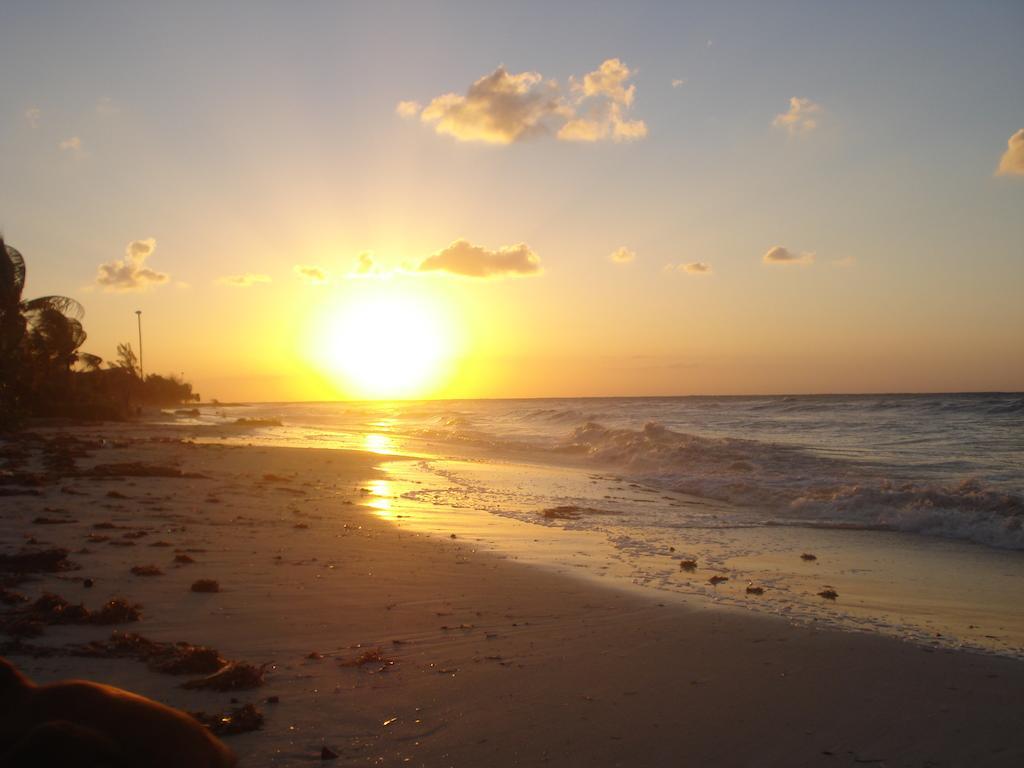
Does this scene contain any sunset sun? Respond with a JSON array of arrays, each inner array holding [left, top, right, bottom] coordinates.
[[313, 291, 454, 399]]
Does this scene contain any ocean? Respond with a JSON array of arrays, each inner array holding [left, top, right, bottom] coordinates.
[[180, 393, 1024, 656]]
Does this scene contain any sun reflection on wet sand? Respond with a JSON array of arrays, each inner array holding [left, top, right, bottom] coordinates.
[[365, 479, 395, 518], [362, 433, 395, 454]]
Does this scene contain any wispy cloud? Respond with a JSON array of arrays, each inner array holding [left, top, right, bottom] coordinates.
[[680, 261, 711, 274], [671, 79, 686, 89], [59, 136, 82, 152], [419, 239, 541, 278], [96, 239, 170, 292], [25, 107, 41, 127], [763, 245, 815, 265], [995, 128, 1024, 176], [401, 58, 646, 145], [609, 246, 636, 264], [294, 265, 328, 284], [218, 273, 271, 287], [772, 97, 821, 135]]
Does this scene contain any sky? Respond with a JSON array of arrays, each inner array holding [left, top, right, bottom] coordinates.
[[1, 0, 1022, 401]]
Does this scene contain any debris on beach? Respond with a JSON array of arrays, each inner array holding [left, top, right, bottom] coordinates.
[[800, 553, 818, 561], [679, 559, 698, 572], [0, 547, 78, 576], [320, 746, 339, 760], [338, 648, 394, 668], [191, 579, 220, 593], [1, 594, 141, 637], [190, 703, 264, 736], [746, 584, 765, 595], [32, 516, 78, 525], [818, 588, 839, 601], [130, 564, 164, 577], [90, 598, 142, 624], [182, 661, 267, 691], [708, 575, 729, 586], [174, 554, 196, 564]]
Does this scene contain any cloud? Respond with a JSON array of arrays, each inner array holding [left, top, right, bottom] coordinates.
[[395, 100, 422, 118], [558, 59, 648, 142], [773, 97, 821, 135], [25, 107, 40, 127], [995, 129, 1024, 176], [407, 58, 646, 145], [418, 239, 541, 278], [59, 136, 82, 151], [218, 273, 271, 287], [609, 246, 636, 264], [355, 251, 376, 274], [96, 238, 170, 291], [671, 79, 686, 88], [680, 261, 711, 274], [294, 265, 328, 284], [763, 245, 815, 265]]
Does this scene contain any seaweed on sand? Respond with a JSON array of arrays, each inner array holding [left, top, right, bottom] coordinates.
[[338, 648, 394, 668], [0, 548, 77, 575], [130, 565, 163, 577], [181, 661, 267, 691]]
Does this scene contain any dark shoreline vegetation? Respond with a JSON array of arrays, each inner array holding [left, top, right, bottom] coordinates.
[[1, 237, 197, 427]]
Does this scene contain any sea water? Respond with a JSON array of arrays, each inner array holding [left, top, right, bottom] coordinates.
[[183, 393, 1024, 656]]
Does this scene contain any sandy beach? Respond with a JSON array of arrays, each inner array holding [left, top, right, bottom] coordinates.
[[0, 421, 1019, 767]]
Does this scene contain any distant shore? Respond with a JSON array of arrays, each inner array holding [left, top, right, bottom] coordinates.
[[2, 421, 1022, 766]]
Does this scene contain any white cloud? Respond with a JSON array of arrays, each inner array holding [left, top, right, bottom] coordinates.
[[218, 273, 271, 287], [995, 129, 1024, 176], [395, 100, 422, 119], [294, 265, 328, 284], [773, 97, 821, 135], [59, 136, 82, 151], [407, 58, 646, 145], [763, 245, 815, 265], [25, 107, 40, 127], [418, 239, 541, 278], [680, 261, 711, 274], [96, 238, 170, 291], [609, 246, 636, 264]]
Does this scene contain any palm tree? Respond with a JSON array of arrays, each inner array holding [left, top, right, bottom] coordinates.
[[0, 236, 87, 419]]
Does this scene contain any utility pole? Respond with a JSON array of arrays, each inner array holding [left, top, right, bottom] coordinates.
[[135, 310, 144, 380]]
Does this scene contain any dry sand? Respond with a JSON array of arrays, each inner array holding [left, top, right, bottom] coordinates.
[[1, 423, 1022, 766]]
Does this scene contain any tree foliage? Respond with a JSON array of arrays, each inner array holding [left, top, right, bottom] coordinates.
[[0, 237, 197, 425]]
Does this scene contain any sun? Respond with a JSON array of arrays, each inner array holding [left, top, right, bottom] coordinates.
[[312, 290, 454, 399]]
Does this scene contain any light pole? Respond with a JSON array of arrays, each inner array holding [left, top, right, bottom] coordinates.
[[135, 310, 144, 380]]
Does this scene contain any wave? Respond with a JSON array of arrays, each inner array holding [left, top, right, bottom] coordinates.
[[409, 416, 1024, 550]]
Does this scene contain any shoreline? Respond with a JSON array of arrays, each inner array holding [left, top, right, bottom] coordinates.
[[1, 423, 1023, 765]]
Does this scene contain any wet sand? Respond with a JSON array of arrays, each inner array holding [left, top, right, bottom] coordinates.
[[1, 423, 1022, 766]]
